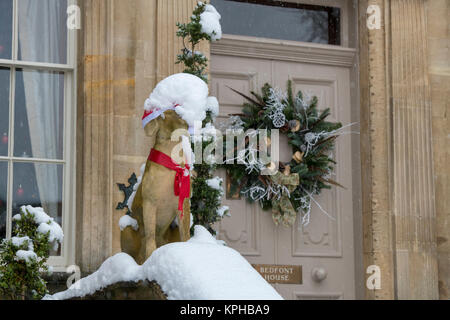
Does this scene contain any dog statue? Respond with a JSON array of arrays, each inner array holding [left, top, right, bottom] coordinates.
[[120, 110, 191, 264], [120, 73, 215, 264]]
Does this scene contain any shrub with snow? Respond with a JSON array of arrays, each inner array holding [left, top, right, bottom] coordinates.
[[0, 206, 63, 300]]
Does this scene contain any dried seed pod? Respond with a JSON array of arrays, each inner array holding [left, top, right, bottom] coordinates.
[[289, 120, 301, 132], [283, 165, 291, 176], [293, 151, 304, 163], [266, 161, 277, 171]]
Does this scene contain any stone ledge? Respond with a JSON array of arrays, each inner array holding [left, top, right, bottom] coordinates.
[[68, 280, 167, 300]]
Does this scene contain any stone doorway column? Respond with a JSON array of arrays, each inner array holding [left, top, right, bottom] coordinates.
[[359, 0, 439, 299]]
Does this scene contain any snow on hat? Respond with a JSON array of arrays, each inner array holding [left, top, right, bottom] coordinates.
[[143, 73, 210, 129]]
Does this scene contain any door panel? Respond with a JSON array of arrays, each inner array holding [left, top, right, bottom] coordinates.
[[211, 57, 276, 265], [211, 51, 355, 299]]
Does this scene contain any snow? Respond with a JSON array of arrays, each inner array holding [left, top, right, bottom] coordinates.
[[143, 226, 282, 300], [10, 236, 36, 263], [43, 253, 145, 300], [181, 134, 195, 166], [127, 163, 146, 211], [206, 96, 219, 118], [15, 250, 37, 263], [217, 205, 230, 217], [192, 122, 220, 143], [206, 176, 223, 193], [11, 236, 33, 251], [14, 205, 63, 251], [144, 73, 210, 128], [45, 226, 282, 300], [119, 215, 139, 231], [200, 4, 222, 41]]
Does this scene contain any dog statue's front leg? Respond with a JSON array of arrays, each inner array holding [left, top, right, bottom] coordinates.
[[178, 198, 191, 242], [143, 198, 157, 259]]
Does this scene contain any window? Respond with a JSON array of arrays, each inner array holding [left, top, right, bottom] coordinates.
[[0, 0, 76, 266], [210, 0, 341, 45]]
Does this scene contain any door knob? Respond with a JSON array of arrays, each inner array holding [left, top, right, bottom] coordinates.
[[311, 267, 327, 282]]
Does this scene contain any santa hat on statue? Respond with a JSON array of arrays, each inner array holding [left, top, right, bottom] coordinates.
[[142, 73, 219, 133]]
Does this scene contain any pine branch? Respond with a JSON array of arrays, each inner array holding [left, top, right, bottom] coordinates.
[[226, 86, 266, 109]]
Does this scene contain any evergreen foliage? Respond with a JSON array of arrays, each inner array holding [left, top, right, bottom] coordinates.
[[176, 1, 227, 234], [176, 2, 211, 83], [0, 206, 61, 300]]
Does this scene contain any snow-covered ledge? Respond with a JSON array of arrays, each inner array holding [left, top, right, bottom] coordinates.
[[44, 226, 283, 300]]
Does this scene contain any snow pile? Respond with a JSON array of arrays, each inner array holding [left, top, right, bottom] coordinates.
[[10, 236, 37, 263], [192, 123, 220, 146], [206, 96, 219, 118], [217, 205, 230, 217], [119, 215, 139, 231], [200, 4, 222, 41], [13, 205, 64, 251], [205, 177, 230, 217], [44, 253, 145, 300], [144, 73, 212, 128], [206, 176, 223, 192], [45, 226, 282, 300], [15, 250, 37, 263], [11, 236, 33, 251], [144, 226, 281, 300]]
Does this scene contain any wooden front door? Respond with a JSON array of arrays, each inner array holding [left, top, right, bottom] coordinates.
[[211, 35, 357, 299]]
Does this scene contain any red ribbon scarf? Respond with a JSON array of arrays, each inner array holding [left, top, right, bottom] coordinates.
[[148, 148, 190, 218]]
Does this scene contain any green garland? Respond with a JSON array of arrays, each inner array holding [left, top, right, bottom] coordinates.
[[176, 1, 228, 235], [224, 81, 343, 226]]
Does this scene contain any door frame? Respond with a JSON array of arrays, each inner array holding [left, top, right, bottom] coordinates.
[[210, 1, 363, 299]]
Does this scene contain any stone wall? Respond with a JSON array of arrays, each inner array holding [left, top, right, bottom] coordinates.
[[427, 0, 450, 300]]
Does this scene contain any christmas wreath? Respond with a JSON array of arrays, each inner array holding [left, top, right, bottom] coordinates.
[[224, 81, 345, 227]]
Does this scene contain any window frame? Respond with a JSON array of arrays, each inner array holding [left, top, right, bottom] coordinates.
[[0, 0, 77, 269]]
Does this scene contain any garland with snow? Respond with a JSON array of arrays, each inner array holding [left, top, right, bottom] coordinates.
[[176, 1, 222, 83], [176, 1, 228, 234], [224, 81, 347, 227]]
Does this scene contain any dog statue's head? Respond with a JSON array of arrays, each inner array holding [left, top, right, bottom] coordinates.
[[144, 109, 188, 141]]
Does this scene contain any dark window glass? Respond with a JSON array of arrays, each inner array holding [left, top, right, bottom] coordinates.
[[0, 67, 10, 157], [0, 0, 13, 59], [211, 0, 341, 45], [0, 161, 6, 239]]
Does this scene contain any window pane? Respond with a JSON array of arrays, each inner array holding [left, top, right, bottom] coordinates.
[[0, 67, 10, 156], [211, 0, 341, 45], [12, 162, 63, 254], [0, 0, 13, 60], [14, 69, 64, 160], [18, 0, 68, 64], [0, 161, 7, 240]]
